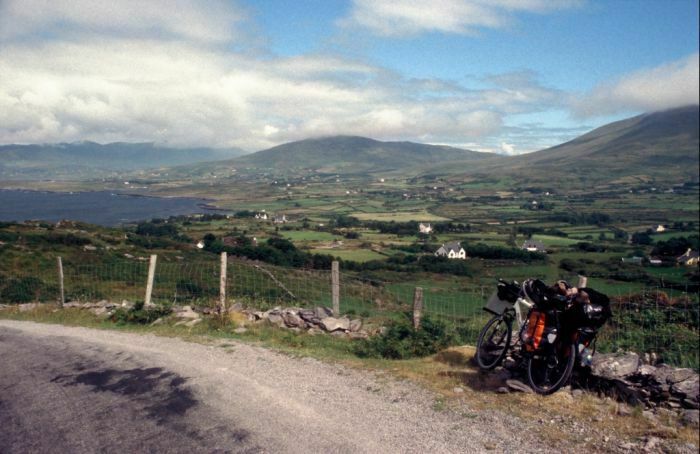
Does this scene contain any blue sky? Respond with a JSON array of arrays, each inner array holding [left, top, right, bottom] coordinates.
[[0, 0, 697, 154]]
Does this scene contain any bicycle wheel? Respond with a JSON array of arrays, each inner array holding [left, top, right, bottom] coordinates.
[[476, 315, 512, 370], [526, 341, 576, 395]]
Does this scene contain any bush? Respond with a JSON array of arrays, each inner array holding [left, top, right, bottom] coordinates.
[[354, 315, 458, 359], [110, 301, 172, 325]]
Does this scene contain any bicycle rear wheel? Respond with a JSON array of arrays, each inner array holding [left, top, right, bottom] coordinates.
[[526, 341, 576, 394], [475, 315, 512, 370]]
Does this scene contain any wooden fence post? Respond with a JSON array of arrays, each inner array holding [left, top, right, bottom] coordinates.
[[220, 252, 227, 314], [144, 254, 157, 306], [331, 260, 340, 315], [413, 287, 424, 330], [57, 256, 65, 308], [577, 275, 588, 289]]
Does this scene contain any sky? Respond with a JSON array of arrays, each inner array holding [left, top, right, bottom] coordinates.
[[0, 0, 698, 154]]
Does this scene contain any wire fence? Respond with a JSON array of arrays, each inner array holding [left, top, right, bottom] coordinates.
[[1, 254, 698, 369]]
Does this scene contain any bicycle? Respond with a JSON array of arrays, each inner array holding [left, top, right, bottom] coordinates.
[[523, 286, 611, 394], [475, 279, 533, 370]]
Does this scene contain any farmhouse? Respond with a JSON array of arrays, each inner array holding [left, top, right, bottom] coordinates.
[[419, 223, 433, 234], [435, 241, 466, 260], [521, 239, 546, 253], [255, 212, 268, 220], [655, 225, 666, 232], [677, 248, 699, 266], [273, 215, 288, 224]]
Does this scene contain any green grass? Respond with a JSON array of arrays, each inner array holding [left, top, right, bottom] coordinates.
[[311, 248, 387, 262], [281, 231, 338, 241]]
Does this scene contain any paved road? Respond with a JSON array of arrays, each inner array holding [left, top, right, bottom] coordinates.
[[0, 320, 537, 453]]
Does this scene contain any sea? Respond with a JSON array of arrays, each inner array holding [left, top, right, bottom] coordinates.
[[0, 189, 217, 226]]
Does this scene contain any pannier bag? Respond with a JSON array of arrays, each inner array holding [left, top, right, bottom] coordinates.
[[563, 288, 612, 329], [523, 310, 547, 352]]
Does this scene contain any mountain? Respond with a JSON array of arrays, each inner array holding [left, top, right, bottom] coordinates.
[[0, 142, 246, 180], [229, 135, 494, 173], [434, 105, 700, 185]]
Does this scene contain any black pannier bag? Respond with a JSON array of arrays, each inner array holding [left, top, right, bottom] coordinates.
[[496, 280, 520, 303], [524, 279, 567, 311], [563, 287, 612, 329]]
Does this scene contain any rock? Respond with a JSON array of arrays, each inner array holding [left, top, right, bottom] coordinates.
[[664, 367, 697, 384], [453, 387, 464, 394], [497, 387, 510, 394], [267, 313, 285, 327], [642, 436, 661, 453], [282, 311, 306, 328], [314, 306, 333, 319], [493, 367, 512, 382], [95, 299, 110, 307], [330, 331, 347, 338], [505, 379, 534, 394], [320, 317, 350, 332], [307, 327, 324, 336], [590, 352, 640, 380], [89, 307, 108, 316], [671, 374, 699, 400], [233, 327, 248, 334], [348, 331, 369, 340], [121, 300, 134, 309], [682, 398, 700, 409], [571, 389, 584, 398], [681, 409, 699, 427], [174, 306, 200, 320], [616, 404, 632, 416], [229, 302, 244, 312], [298, 309, 315, 319], [150, 317, 164, 326], [349, 319, 363, 332]]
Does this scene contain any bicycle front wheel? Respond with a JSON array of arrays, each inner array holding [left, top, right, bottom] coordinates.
[[526, 341, 576, 394], [475, 315, 512, 370]]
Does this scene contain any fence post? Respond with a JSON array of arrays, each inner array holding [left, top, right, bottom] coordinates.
[[331, 260, 340, 315], [413, 287, 424, 330], [220, 252, 227, 314], [57, 256, 65, 308], [144, 254, 157, 306]]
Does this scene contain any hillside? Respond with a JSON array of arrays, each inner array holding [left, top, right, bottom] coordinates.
[[229, 135, 494, 173], [0, 142, 246, 180], [437, 105, 700, 185]]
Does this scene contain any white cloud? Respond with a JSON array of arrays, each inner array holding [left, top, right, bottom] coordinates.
[[573, 54, 700, 117], [0, 35, 564, 150], [500, 142, 515, 155], [339, 0, 582, 37], [0, 0, 244, 43]]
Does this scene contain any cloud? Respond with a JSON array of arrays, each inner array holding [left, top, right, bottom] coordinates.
[[339, 0, 582, 37], [573, 54, 700, 117], [0, 34, 565, 150], [500, 142, 515, 155], [0, 0, 245, 43]]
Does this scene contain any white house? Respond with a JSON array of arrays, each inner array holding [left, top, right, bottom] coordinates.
[[273, 214, 288, 224], [419, 223, 433, 234], [255, 212, 268, 220], [435, 241, 466, 260], [521, 239, 546, 253], [655, 225, 666, 232]]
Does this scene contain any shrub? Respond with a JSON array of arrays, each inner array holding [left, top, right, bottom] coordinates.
[[354, 315, 458, 359], [110, 301, 172, 325]]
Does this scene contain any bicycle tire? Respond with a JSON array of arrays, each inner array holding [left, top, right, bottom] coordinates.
[[475, 315, 512, 370], [526, 341, 576, 395]]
